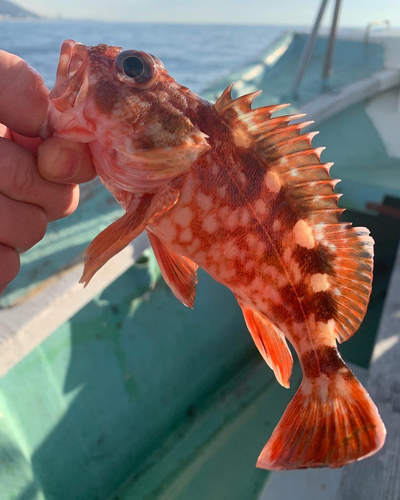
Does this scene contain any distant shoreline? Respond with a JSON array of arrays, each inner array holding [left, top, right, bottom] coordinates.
[[0, 16, 45, 20], [0, 16, 44, 20], [0, 0, 41, 19]]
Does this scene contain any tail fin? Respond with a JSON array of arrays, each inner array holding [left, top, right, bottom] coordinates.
[[257, 368, 386, 470]]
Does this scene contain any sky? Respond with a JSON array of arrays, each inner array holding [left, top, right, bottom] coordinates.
[[16, 0, 400, 27]]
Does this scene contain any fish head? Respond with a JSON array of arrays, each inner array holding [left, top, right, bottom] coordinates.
[[43, 40, 210, 192]]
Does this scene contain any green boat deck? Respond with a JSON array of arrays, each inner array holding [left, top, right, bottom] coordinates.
[[0, 258, 298, 500], [1, 30, 400, 500]]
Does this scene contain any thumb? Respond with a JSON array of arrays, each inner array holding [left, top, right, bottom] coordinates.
[[37, 137, 97, 184]]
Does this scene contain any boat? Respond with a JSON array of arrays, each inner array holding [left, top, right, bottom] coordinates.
[[1, 2, 400, 498]]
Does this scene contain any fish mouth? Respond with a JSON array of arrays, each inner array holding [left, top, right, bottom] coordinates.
[[48, 39, 89, 112], [40, 40, 91, 141]]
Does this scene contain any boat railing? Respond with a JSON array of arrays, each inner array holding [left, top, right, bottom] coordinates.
[[321, 0, 342, 81], [292, 1, 392, 93], [364, 20, 391, 49], [292, 0, 342, 94], [291, 0, 329, 94]]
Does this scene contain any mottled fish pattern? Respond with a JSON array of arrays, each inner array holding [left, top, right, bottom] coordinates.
[[43, 40, 386, 470]]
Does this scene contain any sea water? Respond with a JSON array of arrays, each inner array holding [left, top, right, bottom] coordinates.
[[0, 20, 285, 92]]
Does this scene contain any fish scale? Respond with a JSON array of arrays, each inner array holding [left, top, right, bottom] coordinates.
[[43, 40, 386, 471]]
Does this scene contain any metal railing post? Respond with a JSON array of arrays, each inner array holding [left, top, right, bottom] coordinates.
[[292, 0, 329, 94], [322, 0, 342, 81], [364, 19, 390, 49]]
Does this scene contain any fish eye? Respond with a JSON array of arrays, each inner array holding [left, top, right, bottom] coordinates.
[[122, 56, 144, 78], [114, 50, 156, 88]]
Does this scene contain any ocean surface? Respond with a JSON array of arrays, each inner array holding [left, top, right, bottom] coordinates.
[[0, 20, 285, 93]]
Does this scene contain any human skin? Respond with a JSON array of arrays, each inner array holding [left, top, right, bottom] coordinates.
[[0, 50, 97, 294]]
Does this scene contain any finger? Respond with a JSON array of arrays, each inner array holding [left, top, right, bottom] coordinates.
[[0, 50, 49, 137], [0, 244, 20, 295], [1, 124, 42, 154], [10, 130, 42, 154], [0, 194, 47, 253], [38, 137, 97, 184], [0, 137, 79, 221]]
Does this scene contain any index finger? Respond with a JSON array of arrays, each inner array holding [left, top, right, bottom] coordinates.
[[0, 50, 49, 137]]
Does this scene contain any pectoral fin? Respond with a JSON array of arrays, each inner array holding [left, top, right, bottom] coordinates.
[[80, 186, 179, 286], [147, 230, 198, 308]]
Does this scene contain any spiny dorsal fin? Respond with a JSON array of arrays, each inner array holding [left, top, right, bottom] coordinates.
[[214, 85, 340, 221]]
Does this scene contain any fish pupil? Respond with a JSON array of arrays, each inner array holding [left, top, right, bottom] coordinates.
[[122, 56, 144, 78]]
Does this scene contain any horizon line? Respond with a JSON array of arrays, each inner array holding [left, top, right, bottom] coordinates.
[[1, 18, 399, 29]]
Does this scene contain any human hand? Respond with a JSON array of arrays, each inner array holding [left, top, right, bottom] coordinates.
[[0, 50, 97, 294]]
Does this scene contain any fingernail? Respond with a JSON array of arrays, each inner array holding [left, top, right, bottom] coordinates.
[[52, 148, 82, 180]]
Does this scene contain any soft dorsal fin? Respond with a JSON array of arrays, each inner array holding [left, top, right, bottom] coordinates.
[[239, 302, 293, 388], [147, 230, 198, 308], [314, 224, 374, 343], [215, 86, 374, 342], [80, 186, 179, 286]]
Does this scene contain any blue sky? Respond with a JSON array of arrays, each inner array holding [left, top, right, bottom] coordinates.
[[17, 0, 400, 26]]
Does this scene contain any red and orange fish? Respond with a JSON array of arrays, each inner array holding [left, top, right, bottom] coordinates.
[[42, 40, 386, 470]]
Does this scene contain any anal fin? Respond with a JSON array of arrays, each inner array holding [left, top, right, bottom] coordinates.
[[147, 230, 198, 308], [239, 303, 293, 388]]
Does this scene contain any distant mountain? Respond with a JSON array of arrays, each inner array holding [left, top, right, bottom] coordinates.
[[0, 0, 41, 18]]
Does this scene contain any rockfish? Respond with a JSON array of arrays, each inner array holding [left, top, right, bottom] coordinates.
[[42, 40, 386, 470]]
